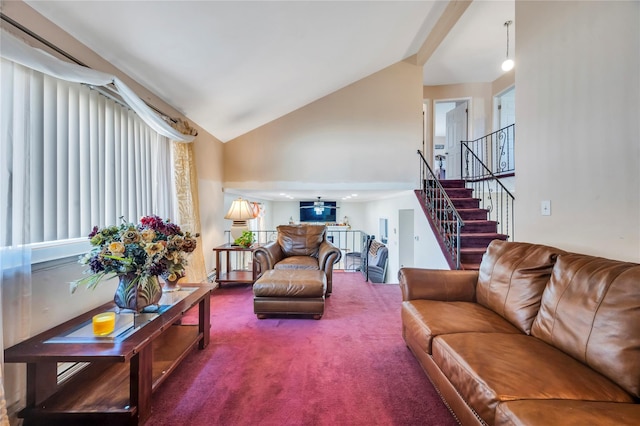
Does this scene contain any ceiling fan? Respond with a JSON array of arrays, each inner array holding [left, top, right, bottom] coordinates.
[[301, 197, 339, 214]]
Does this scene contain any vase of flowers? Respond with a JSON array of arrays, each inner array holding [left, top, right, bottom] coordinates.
[[72, 215, 199, 312], [114, 273, 163, 311]]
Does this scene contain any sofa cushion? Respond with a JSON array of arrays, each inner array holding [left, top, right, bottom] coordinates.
[[276, 225, 325, 257], [432, 333, 634, 425], [495, 400, 640, 426], [477, 240, 565, 334], [531, 253, 640, 398], [253, 270, 326, 298], [275, 256, 319, 270], [401, 300, 520, 354]]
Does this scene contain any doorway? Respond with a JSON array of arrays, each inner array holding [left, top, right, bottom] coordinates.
[[493, 86, 516, 173], [434, 100, 469, 180], [496, 86, 515, 129], [398, 209, 414, 269]]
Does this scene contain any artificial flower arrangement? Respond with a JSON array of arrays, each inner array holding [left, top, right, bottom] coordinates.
[[71, 215, 198, 293]]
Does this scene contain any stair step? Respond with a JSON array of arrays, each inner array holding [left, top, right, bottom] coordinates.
[[457, 209, 489, 220], [450, 198, 480, 209], [443, 188, 473, 198], [462, 220, 499, 233], [442, 220, 498, 233], [439, 179, 466, 189], [460, 233, 508, 248], [461, 263, 481, 271], [425, 187, 473, 198], [460, 247, 487, 264]]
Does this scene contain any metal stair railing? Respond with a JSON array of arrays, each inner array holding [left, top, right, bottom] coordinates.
[[417, 150, 464, 269], [461, 142, 515, 240], [462, 124, 515, 177]]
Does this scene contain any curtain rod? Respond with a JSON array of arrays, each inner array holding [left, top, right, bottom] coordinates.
[[1, 13, 177, 124]]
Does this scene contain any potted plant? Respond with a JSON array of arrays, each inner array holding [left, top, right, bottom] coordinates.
[[234, 230, 255, 248]]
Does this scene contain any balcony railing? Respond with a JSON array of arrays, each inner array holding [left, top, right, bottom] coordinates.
[[224, 229, 369, 271], [461, 124, 515, 177]]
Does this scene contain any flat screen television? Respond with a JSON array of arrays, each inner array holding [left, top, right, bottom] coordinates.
[[299, 201, 337, 223]]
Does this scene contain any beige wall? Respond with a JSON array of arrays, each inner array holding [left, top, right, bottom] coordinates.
[[492, 68, 515, 97], [423, 82, 493, 142], [515, 0, 640, 261], [223, 60, 424, 193]]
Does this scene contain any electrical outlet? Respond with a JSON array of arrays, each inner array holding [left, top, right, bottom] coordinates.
[[541, 200, 551, 216]]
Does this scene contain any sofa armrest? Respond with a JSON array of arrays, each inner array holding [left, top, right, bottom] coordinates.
[[253, 241, 284, 273], [318, 240, 341, 271], [368, 264, 386, 283], [398, 267, 478, 302], [318, 240, 341, 295]]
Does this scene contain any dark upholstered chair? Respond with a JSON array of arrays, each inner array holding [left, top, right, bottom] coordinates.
[[253, 225, 342, 295], [366, 240, 388, 283]]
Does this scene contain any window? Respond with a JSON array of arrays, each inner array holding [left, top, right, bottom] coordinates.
[[1, 58, 175, 257]]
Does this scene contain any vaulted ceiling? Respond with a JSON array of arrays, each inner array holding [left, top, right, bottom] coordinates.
[[24, 0, 514, 144]]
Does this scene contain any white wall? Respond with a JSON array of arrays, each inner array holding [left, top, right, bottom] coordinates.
[[364, 192, 449, 283], [515, 1, 640, 261], [235, 192, 449, 283]]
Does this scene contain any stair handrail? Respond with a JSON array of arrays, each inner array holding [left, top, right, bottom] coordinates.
[[461, 124, 515, 177], [461, 142, 515, 240], [417, 149, 464, 269]]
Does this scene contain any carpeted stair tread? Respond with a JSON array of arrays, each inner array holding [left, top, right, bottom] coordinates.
[[449, 199, 481, 209], [456, 208, 490, 220], [438, 179, 466, 188], [460, 247, 488, 254], [428, 188, 473, 198], [460, 232, 508, 238], [461, 263, 482, 271], [459, 247, 488, 264], [460, 220, 499, 233]]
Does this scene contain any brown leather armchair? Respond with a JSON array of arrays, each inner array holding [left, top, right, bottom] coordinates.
[[253, 225, 342, 295]]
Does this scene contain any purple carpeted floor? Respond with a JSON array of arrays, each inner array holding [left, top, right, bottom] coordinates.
[[143, 272, 457, 426]]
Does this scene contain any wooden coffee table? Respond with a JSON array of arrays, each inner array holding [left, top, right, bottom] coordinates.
[[4, 284, 213, 425]]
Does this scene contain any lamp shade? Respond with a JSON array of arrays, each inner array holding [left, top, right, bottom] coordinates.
[[225, 198, 254, 241], [224, 198, 255, 220]]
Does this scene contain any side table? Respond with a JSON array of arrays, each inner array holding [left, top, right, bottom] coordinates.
[[213, 243, 261, 286]]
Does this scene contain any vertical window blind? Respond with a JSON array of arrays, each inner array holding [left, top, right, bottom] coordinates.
[[1, 58, 175, 248]]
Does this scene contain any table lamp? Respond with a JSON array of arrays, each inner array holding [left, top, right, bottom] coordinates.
[[225, 197, 255, 241]]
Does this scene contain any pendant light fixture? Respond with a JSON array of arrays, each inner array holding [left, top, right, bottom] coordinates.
[[501, 20, 514, 72]]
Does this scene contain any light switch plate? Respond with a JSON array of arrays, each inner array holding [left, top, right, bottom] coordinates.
[[541, 200, 551, 216]]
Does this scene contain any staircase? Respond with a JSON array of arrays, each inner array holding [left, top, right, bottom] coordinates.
[[437, 180, 507, 270], [417, 146, 515, 271]]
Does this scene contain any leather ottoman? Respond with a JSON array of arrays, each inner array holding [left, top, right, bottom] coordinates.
[[253, 269, 327, 319]]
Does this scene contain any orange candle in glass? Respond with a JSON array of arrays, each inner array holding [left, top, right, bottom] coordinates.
[[92, 312, 116, 336]]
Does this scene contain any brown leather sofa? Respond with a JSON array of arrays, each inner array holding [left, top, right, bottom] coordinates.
[[399, 240, 640, 426], [253, 224, 341, 295]]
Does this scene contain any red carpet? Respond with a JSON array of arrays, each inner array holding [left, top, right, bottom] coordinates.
[[144, 272, 457, 426]]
